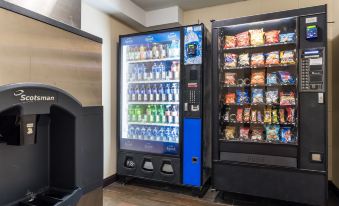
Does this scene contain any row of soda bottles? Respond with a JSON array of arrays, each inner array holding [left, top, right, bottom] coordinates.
[[126, 41, 180, 61], [128, 104, 179, 124], [128, 125, 179, 143], [128, 61, 180, 81], [128, 83, 180, 102]]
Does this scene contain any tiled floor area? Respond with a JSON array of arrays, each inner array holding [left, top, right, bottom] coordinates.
[[103, 180, 339, 206]]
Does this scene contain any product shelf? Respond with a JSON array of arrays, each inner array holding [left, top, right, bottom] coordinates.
[[222, 64, 297, 70], [128, 101, 180, 105], [128, 79, 180, 84], [128, 122, 179, 127], [218, 138, 298, 146], [222, 42, 296, 52], [127, 57, 180, 63]]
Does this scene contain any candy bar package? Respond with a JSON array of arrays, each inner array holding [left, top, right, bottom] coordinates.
[[251, 127, 264, 141], [266, 72, 279, 85], [257, 110, 263, 122], [224, 36, 236, 49], [225, 73, 237, 85], [272, 109, 279, 123], [266, 125, 280, 141], [280, 91, 296, 105], [278, 71, 295, 84], [236, 89, 250, 104], [265, 51, 280, 65], [286, 107, 295, 123], [252, 88, 264, 104], [266, 89, 279, 105], [251, 110, 257, 122], [264, 107, 272, 123], [238, 53, 250, 67], [251, 70, 265, 85], [249, 29, 265, 46], [236, 31, 250, 47], [239, 127, 250, 140], [265, 30, 280, 44], [225, 93, 236, 104], [224, 53, 238, 68], [225, 126, 237, 140], [279, 33, 296, 43], [237, 108, 244, 122], [243, 107, 251, 122], [279, 108, 285, 123], [280, 50, 296, 64], [280, 127, 293, 143], [251, 53, 265, 67]]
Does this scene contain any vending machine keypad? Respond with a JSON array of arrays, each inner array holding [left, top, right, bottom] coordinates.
[[299, 48, 325, 92]]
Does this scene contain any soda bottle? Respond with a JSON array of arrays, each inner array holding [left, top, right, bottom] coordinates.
[[172, 127, 179, 142], [161, 44, 167, 59], [127, 46, 132, 61], [140, 84, 145, 101], [136, 105, 143, 122], [158, 127, 165, 141], [165, 127, 171, 142], [152, 127, 159, 141], [145, 105, 152, 123], [164, 84, 171, 101], [142, 64, 148, 80], [151, 63, 156, 80], [172, 105, 179, 124], [165, 105, 172, 123], [152, 105, 158, 123], [168, 62, 175, 80], [128, 126, 135, 139], [152, 44, 159, 59], [140, 126, 146, 140], [155, 63, 160, 80], [134, 85, 140, 101], [137, 64, 144, 80], [128, 85, 133, 101], [158, 105, 166, 123], [135, 126, 140, 139], [128, 105, 134, 121], [172, 83, 179, 102], [146, 44, 152, 60], [146, 126, 153, 140], [157, 84, 164, 102], [135, 46, 141, 60], [151, 84, 157, 102], [140, 45, 146, 60], [160, 62, 166, 80], [146, 84, 152, 102]]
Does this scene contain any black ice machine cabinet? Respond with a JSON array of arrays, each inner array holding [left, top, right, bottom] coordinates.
[[117, 24, 212, 193], [212, 5, 327, 206], [0, 83, 103, 206]]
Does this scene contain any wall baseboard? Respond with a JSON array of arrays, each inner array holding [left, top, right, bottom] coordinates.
[[328, 181, 339, 197], [103, 174, 118, 188]]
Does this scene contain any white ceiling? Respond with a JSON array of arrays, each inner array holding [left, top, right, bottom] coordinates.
[[130, 0, 246, 11]]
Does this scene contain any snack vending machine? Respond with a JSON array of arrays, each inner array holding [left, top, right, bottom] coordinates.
[[211, 6, 327, 205], [117, 24, 211, 191]]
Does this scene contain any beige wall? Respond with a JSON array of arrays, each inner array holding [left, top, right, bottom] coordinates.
[[184, 0, 336, 182], [81, 1, 136, 178]]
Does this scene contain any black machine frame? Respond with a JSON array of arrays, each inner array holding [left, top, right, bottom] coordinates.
[[211, 5, 328, 206], [116, 24, 212, 191]]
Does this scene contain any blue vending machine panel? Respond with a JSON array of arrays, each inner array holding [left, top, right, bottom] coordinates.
[[183, 118, 202, 187]]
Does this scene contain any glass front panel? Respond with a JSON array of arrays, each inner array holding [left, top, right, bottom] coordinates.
[[217, 17, 298, 145], [120, 31, 181, 155]]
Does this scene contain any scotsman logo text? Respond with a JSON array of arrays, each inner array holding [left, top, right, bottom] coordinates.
[[13, 90, 55, 102]]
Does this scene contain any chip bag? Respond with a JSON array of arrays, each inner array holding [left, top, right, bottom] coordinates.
[[251, 53, 265, 67], [280, 50, 296, 64], [266, 125, 280, 141], [280, 91, 296, 105], [239, 127, 250, 140], [265, 30, 280, 44], [224, 53, 238, 68], [225, 126, 237, 140], [265, 51, 280, 65], [224, 35, 236, 49], [225, 73, 237, 85], [251, 70, 265, 85], [280, 127, 293, 143], [236, 31, 250, 47], [238, 53, 250, 67], [249, 29, 265, 46], [243, 107, 251, 122], [252, 88, 264, 104], [251, 127, 264, 141]]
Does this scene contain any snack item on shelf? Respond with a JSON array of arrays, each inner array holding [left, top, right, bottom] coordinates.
[[237, 108, 244, 122], [251, 110, 257, 122], [280, 91, 296, 105], [265, 51, 280, 65], [225, 93, 236, 104], [286, 107, 295, 123], [249, 29, 265, 46], [280, 50, 296, 64], [257, 110, 263, 122], [266, 89, 279, 105], [243, 107, 251, 122], [251, 53, 265, 67], [278, 71, 295, 84], [279, 108, 285, 123], [237, 78, 251, 86], [266, 72, 279, 85], [225, 73, 237, 85], [280, 127, 293, 143], [279, 33, 296, 43], [238, 53, 250, 67], [225, 126, 236, 140], [252, 88, 264, 104], [236, 31, 250, 47], [239, 126, 250, 139], [251, 70, 265, 85], [224, 53, 238, 68], [236, 89, 250, 104], [266, 125, 280, 141], [264, 107, 272, 123], [251, 127, 264, 140], [265, 30, 281, 44], [224, 36, 237, 49], [223, 108, 230, 122], [272, 109, 279, 123]]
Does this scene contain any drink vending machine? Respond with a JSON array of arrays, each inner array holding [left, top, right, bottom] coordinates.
[[117, 24, 212, 192], [211, 5, 328, 206]]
